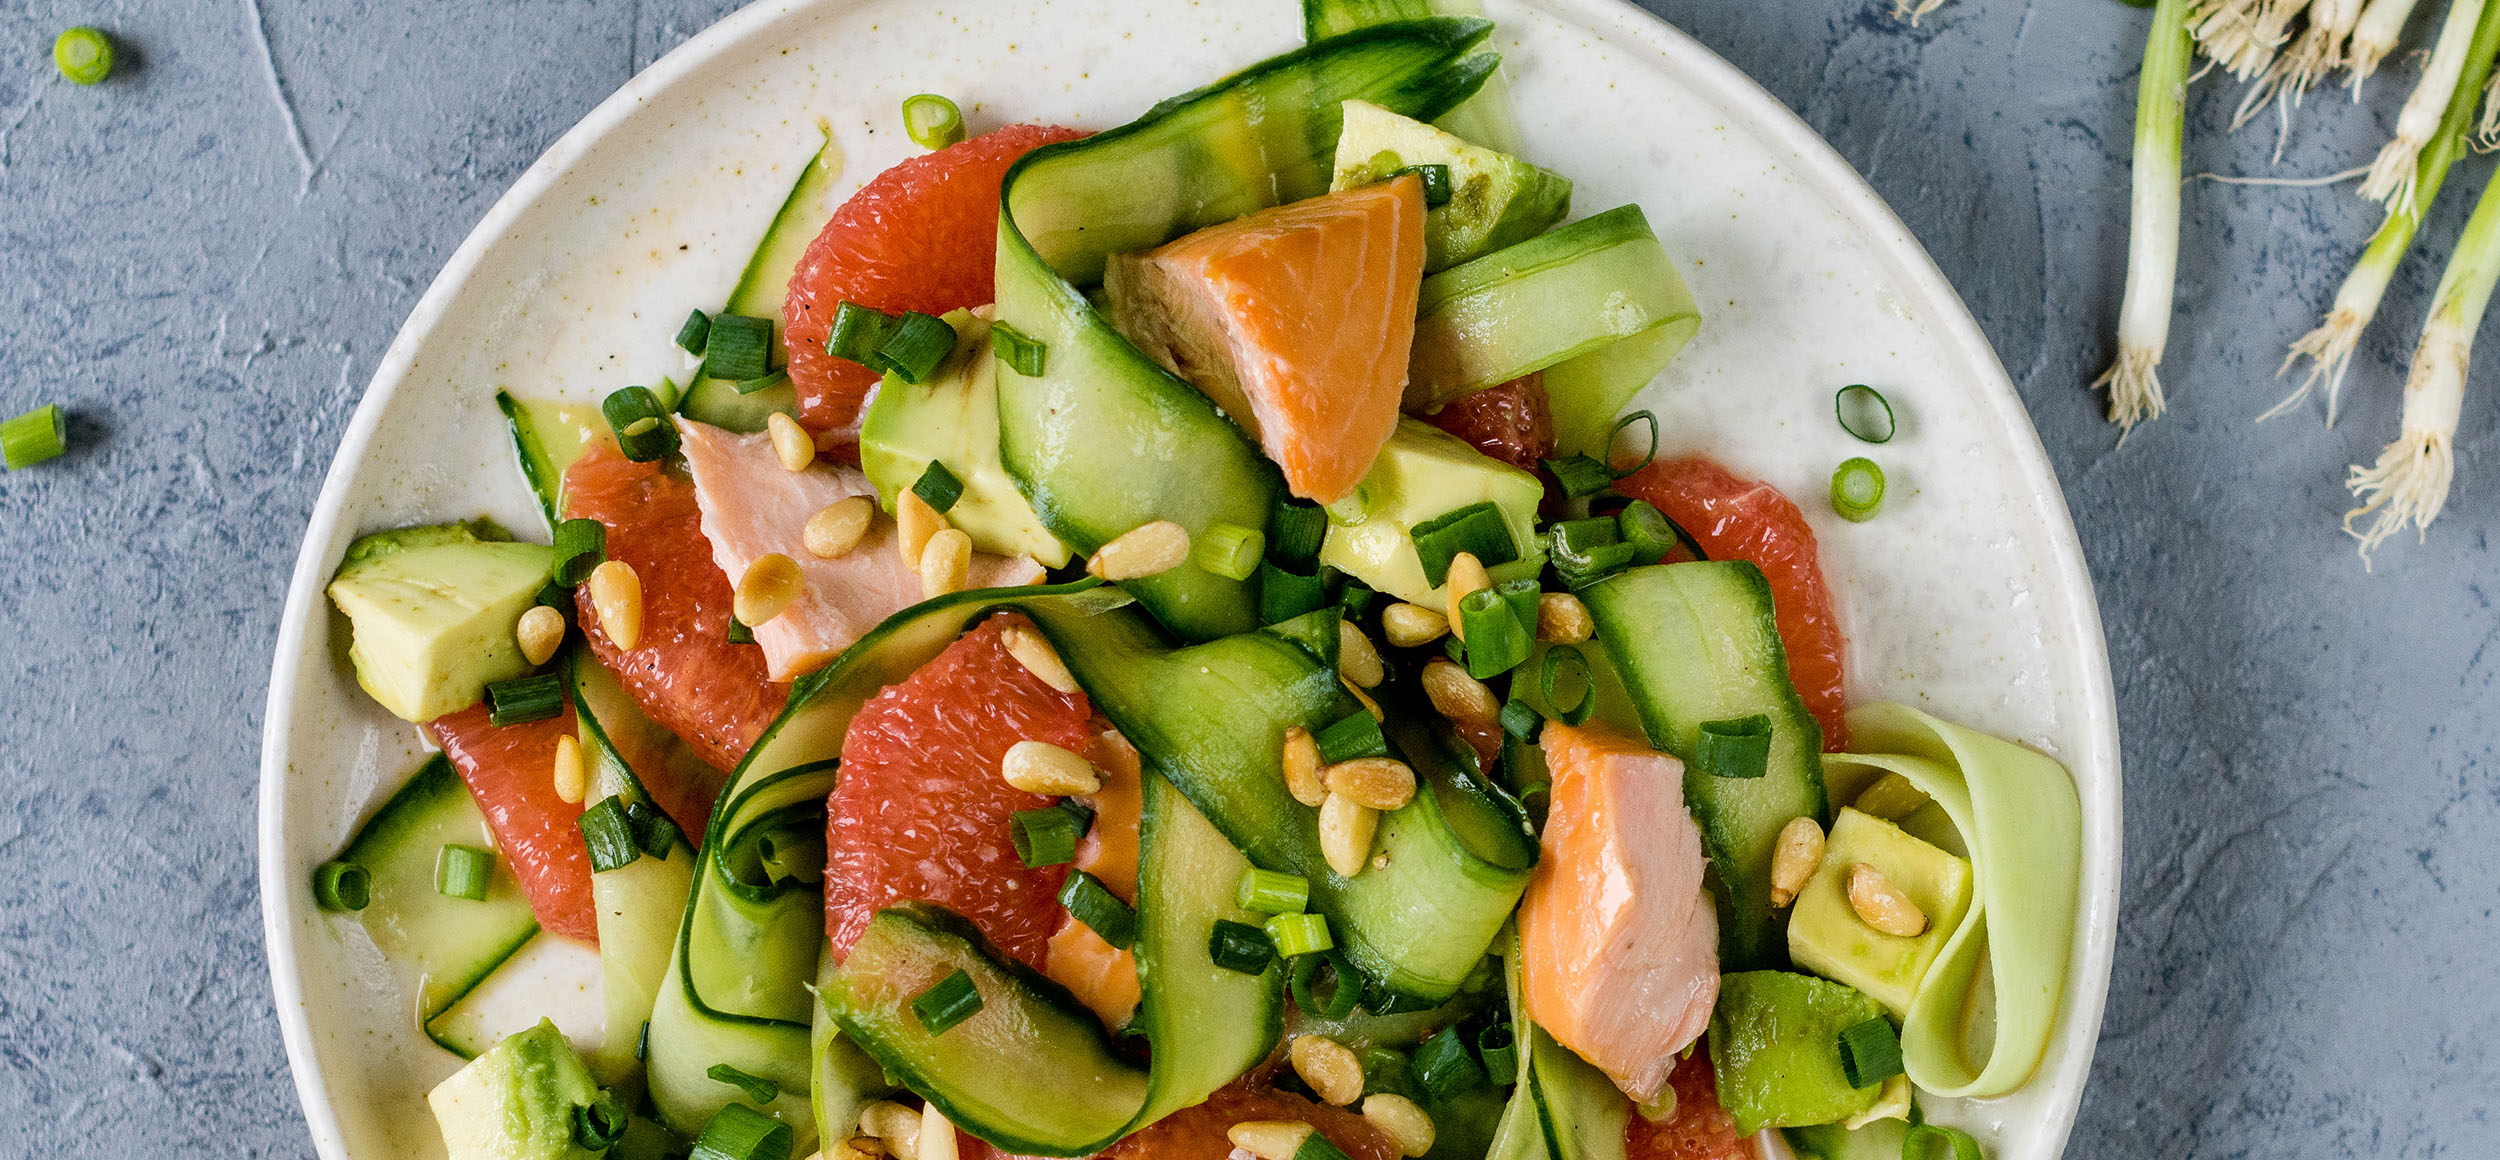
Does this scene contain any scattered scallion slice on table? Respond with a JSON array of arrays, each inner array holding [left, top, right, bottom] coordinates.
[[2094, 0, 2193, 432], [2347, 0, 2426, 87], [53, 27, 111, 85], [902, 92, 967, 150], [1, 403, 66, 469], [1831, 456, 1887, 523]]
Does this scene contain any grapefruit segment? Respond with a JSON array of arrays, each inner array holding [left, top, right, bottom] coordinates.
[[1624, 1046, 1759, 1160], [1424, 371, 1554, 473], [428, 701, 599, 945]]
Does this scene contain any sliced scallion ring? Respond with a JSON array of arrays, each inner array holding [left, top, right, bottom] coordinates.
[[434, 844, 493, 901], [312, 860, 369, 912], [1314, 710, 1389, 765], [1831, 456, 1887, 522], [1196, 522, 1266, 581], [53, 27, 112, 85], [0, 403, 66, 470], [690, 1100, 795, 1160], [1289, 946, 1362, 1019], [911, 460, 966, 513], [1264, 911, 1333, 958], [1606, 410, 1660, 478], [1834, 383, 1897, 443], [1237, 868, 1310, 914], [674, 308, 712, 355], [1904, 1124, 1985, 1160], [1695, 714, 1773, 780], [989, 320, 1048, 377], [601, 386, 678, 462], [1058, 870, 1138, 949], [1474, 1022, 1518, 1080], [1540, 646, 1596, 726], [1543, 452, 1613, 498], [911, 968, 984, 1036], [705, 1063, 782, 1105], [1207, 919, 1276, 975], [902, 93, 967, 150]]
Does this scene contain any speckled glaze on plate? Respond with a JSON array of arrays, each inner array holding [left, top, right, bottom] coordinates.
[[258, 2, 2122, 1157]]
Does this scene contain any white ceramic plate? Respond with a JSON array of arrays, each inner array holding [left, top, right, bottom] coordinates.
[[259, 2, 2122, 1157]]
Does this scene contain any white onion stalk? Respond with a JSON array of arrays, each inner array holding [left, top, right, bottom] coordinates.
[[2234, 0, 2366, 130], [2359, 0, 2492, 213], [2096, 0, 2196, 431], [2346, 0, 2427, 88]]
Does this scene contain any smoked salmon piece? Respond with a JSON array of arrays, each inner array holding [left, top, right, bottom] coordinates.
[[1518, 719, 1718, 1103], [675, 419, 1045, 681], [1042, 730, 1145, 1029], [1104, 177, 1426, 504]]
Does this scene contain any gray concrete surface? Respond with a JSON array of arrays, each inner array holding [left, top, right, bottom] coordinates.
[[0, 0, 2488, 1156]]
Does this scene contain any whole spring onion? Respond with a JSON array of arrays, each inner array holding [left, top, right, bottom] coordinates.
[[902, 93, 967, 150], [2347, 0, 2427, 87], [2358, 0, 2492, 213], [2095, 0, 2195, 433], [2231, 0, 2363, 133], [2193, 0, 2307, 81], [1, 403, 67, 469], [1831, 457, 1887, 522]]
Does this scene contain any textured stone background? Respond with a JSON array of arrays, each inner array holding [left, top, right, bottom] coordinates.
[[0, 0, 2490, 1156]]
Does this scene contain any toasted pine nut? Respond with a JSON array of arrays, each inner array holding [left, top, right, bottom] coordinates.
[[1421, 659, 1500, 727], [1291, 1035, 1365, 1106], [587, 560, 643, 650], [1001, 739, 1101, 796], [1535, 592, 1594, 644], [1852, 773, 1930, 820], [897, 490, 948, 569], [1362, 1094, 1437, 1157], [1337, 620, 1385, 688], [831, 1137, 887, 1160], [1087, 520, 1191, 581], [1343, 678, 1385, 721], [551, 734, 585, 804], [1282, 726, 1326, 807], [1002, 623, 1080, 694], [736, 553, 804, 626], [1226, 1121, 1314, 1160], [859, 1102, 923, 1160], [1323, 757, 1416, 812], [1380, 602, 1449, 648], [916, 1103, 960, 1160], [1634, 1086, 1679, 1124], [1318, 793, 1378, 878], [920, 528, 972, 598], [516, 604, 566, 666], [1769, 816, 1826, 908], [1444, 552, 1491, 641], [1846, 863, 1928, 937], [767, 411, 817, 471], [806, 495, 877, 559]]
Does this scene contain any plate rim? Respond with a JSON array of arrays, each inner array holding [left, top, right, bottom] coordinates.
[[257, 2, 2123, 1156]]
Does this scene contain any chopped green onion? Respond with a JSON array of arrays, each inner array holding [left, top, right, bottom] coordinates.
[[1010, 807, 1083, 868], [706, 1063, 782, 1105], [579, 796, 643, 872], [572, 1088, 629, 1151], [1413, 1025, 1488, 1098], [675, 308, 713, 355], [1837, 1016, 1904, 1089], [53, 27, 112, 85], [535, 581, 574, 613], [1474, 1023, 1518, 1081], [1400, 163, 1454, 208], [1058, 797, 1097, 834], [434, 844, 493, 901], [1695, 715, 1773, 779], [1265, 911, 1334, 958], [602, 387, 678, 462], [1903, 1123, 1984, 1160], [1315, 711, 1389, 764], [1615, 500, 1690, 562], [1555, 541, 1638, 589], [1290, 947, 1363, 1018], [1337, 583, 1377, 618], [1, 403, 67, 469], [990, 320, 1049, 377], [1834, 384, 1896, 443], [1495, 577, 1540, 636], [690, 1101, 795, 1160], [1293, 1130, 1355, 1160], [1831, 457, 1886, 523], [1458, 588, 1531, 678], [875, 311, 957, 384], [625, 799, 677, 859], [827, 301, 893, 365], [912, 460, 966, 514], [701, 314, 774, 382], [902, 93, 968, 150], [1361, 1047, 1418, 1099], [728, 618, 756, 645], [486, 673, 564, 725], [1196, 522, 1267, 581], [1540, 646, 1595, 727], [1237, 868, 1311, 914], [1208, 919, 1277, 975], [734, 369, 789, 396], [552, 518, 606, 586], [1606, 411, 1660, 477], [1267, 501, 1329, 567], [1544, 453, 1613, 498], [1549, 516, 1621, 555], [1260, 561, 1332, 624], [1263, 607, 1342, 670], [1498, 698, 1542, 741], [1361, 981, 1438, 1016], [1059, 870, 1138, 950], [911, 968, 984, 1036], [1411, 502, 1518, 587], [312, 860, 369, 912]]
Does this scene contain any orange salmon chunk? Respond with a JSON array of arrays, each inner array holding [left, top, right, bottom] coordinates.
[[1105, 177, 1427, 504]]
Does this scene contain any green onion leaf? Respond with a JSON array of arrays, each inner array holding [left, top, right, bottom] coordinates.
[[706, 1063, 782, 1105], [1237, 868, 1310, 914], [486, 673, 564, 725], [1401, 163, 1454, 208], [1259, 561, 1333, 625], [312, 860, 369, 912], [53, 27, 112, 85], [1294, 1129, 1355, 1160], [1607, 410, 1660, 478], [912, 969, 985, 1036], [690, 1102, 794, 1160], [579, 797, 643, 872], [1, 403, 67, 470], [1265, 911, 1334, 958], [1057, 797, 1097, 835], [1834, 384, 1896, 443], [624, 799, 677, 859], [1615, 500, 1694, 562], [1458, 588, 1531, 679], [1549, 517, 1621, 556], [675, 308, 713, 355], [552, 518, 606, 586], [1266, 501, 1328, 568], [1553, 540, 1638, 590], [1904, 1123, 1984, 1160], [902, 93, 967, 150], [875, 311, 957, 384], [1544, 453, 1613, 498], [1831, 456, 1887, 522], [1475, 1022, 1518, 1082], [1196, 522, 1266, 582], [1540, 646, 1596, 727], [701, 314, 774, 383], [1059, 870, 1138, 950], [1413, 1025, 1488, 1099], [434, 844, 493, 901], [990, 320, 1049, 377], [1290, 947, 1362, 1018], [1496, 577, 1540, 636], [1338, 583, 1377, 618], [827, 301, 894, 365], [1695, 715, 1773, 779], [1411, 502, 1519, 587], [911, 460, 966, 514], [1208, 919, 1277, 975], [571, 1088, 629, 1151], [1362, 980, 1440, 1016], [1837, 1016, 1904, 1089], [734, 369, 789, 396], [1315, 711, 1390, 765], [1010, 807, 1083, 868], [727, 618, 756, 645], [1498, 698, 1542, 741], [602, 387, 679, 462]]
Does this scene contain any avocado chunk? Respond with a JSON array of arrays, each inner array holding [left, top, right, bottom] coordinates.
[[326, 521, 554, 722], [859, 310, 1072, 567], [427, 1019, 606, 1160], [1317, 419, 1544, 603], [1786, 808, 1974, 1015], [1785, 1116, 1914, 1160], [1331, 99, 1571, 273], [1708, 971, 1886, 1134]]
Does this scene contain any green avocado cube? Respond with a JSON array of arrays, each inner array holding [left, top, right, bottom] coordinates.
[[427, 1019, 604, 1160], [859, 309, 1071, 567], [1787, 807, 1974, 1015], [1330, 99, 1572, 272], [1316, 420, 1544, 604], [326, 521, 553, 722], [1709, 971, 1886, 1134]]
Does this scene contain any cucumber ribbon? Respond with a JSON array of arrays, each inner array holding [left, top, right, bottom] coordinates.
[[1820, 703, 2083, 1100]]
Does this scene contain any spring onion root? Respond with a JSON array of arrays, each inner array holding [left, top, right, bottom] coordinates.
[[2346, 0, 2426, 89], [2234, 0, 2364, 132], [1892, 0, 1947, 24], [2359, 0, 2492, 213], [2096, 0, 2197, 432], [2198, 0, 2313, 80], [2478, 70, 2500, 149]]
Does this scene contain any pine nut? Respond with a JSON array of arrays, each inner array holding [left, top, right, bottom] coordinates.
[[1362, 1094, 1436, 1157], [806, 495, 876, 559], [1380, 602, 1449, 648], [1535, 592, 1594, 644], [1323, 757, 1416, 811], [1846, 863, 1928, 937], [1087, 520, 1191, 581], [1769, 816, 1826, 908], [1319, 793, 1378, 878], [516, 604, 566, 666], [736, 553, 804, 626], [916, 1103, 960, 1160], [1634, 1086, 1679, 1124], [587, 560, 643, 650], [830, 1137, 887, 1160], [767, 411, 816, 471], [897, 489, 948, 569], [1444, 552, 1490, 641], [1226, 1121, 1314, 1160], [920, 528, 971, 598], [1421, 659, 1500, 727], [1002, 623, 1080, 694], [1336, 620, 1385, 688], [1001, 739, 1101, 796], [1344, 678, 1384, 721], [1290, 1035, 1365, 1106], [551, 734, 586, 805], [1852, 773, 1930, 820], [860, 1102, 922, 1160], [1282, 725, 1326, 807]]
